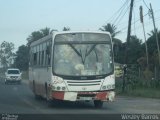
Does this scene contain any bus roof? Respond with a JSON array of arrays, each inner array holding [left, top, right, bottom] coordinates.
[[29, 31, 112, 47]]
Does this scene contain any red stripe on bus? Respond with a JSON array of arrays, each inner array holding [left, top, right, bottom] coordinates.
[[52, 92, 64, 100], [95, 92, 107, 100]]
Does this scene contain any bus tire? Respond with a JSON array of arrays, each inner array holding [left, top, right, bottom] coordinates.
[[94, 100, 103, 108], [33, 80, 36, 93], [45, 83, 53, 107], [33, 80, 41, 99], [45, 83, 49, 100]]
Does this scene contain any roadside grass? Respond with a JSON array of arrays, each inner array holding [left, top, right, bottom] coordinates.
[[116, 87, 160, 99], [22, 71, 29, 80], [116, 79, 160, 99]]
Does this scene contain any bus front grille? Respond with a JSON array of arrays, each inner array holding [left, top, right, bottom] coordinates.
[[66, 80, 101, 86]]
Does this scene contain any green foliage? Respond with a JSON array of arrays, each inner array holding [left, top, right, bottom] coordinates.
[[14, 45, 29, 71], [99, 23, 120, 38], [21, 71, 29, 80], [117, 87, 160, 99], [116, 64, 160, 98], [114, 35, 143, 64], [27, 27, 56, 44], [63, 27, 70, 31], [127, 36, 144, 64], [143, 68, 153, 81], [0, 41, 15, 68]]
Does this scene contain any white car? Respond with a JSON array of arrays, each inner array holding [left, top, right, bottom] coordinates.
[[5, 68, 22, 84]]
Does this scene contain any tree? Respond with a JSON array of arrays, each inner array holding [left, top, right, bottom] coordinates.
[[99, 23, 120, 38], [0, 41, 15, 68], [117, 36, 143, 64], [100, 23, 122, 63], [146, 30, 160, 55], [14, 45, 29, 71], [145, 30, 160, 69], [40, 27, 51, 36], [112, 38, 123, 63], [27, 31, 43, 44], [63, 27, 70, 31], [27, 27, 57, 44], [128, 35, 143, 64]]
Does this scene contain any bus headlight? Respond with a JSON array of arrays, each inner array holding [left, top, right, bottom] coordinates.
[[52, 86, 56, 90], [52, 86, 66, 91], [6, 76, 11, 79], [57, 86, 61, 90], [62, 87, 66, 90], [101, 84, 115, 90], [102, 86, 106, 90], [52, 76, 68, 91]]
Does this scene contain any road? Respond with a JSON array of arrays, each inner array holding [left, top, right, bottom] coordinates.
[[0, 79, 160, 114]]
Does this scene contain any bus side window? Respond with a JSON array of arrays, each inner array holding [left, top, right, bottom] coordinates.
[[39, 44, 42, 66], [29, 48, 33, 66], [33, 46, 37, 66], [46, 45, 51, 65], [41, 50, 44, 66], [33, 53, 37, 65], [37, 45, 39, 66], [46, 41, 51, 66]]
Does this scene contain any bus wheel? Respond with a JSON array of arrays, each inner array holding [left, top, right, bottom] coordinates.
[[94, 100, 103, 108], [45, 83, 53, 107], [33, 81, 41, 99]]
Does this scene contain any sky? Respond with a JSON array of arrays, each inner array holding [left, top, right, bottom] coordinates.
[[0, 0, 160, 51]]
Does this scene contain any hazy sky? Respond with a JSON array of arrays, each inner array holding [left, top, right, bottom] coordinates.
[[0, 0, 160, 51]]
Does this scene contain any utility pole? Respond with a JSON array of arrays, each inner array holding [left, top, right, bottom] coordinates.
[[150, 3, 160, 67], [140, 6, 149, 68], [122, 0, 134, 92]]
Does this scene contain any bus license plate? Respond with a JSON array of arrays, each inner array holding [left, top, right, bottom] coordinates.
[[79, 97, 92, 101]]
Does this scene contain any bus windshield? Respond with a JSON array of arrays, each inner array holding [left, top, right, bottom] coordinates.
[[53, 33, 113, 77]]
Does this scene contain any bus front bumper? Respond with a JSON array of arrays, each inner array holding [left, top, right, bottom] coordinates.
[[51, 91, 115, 102]]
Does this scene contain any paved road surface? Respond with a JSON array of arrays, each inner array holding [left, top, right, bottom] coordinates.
[[0, 79, 160, 114]]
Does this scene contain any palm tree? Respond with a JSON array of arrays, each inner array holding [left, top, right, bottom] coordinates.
[[63, 27, 70, 31], [147, 29, 158, 36], [99, 23, 120, 38], [100, 23, 122, 63], [40, 27, 51, 36], [147, 28, 160, 66], [27, 27, 57, 44]]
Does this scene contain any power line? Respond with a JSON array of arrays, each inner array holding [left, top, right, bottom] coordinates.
[[117, 9, 160, 29], [112, 0, 130, 25], [120, 16, 160, 34], [135, 0, 142, 3], [115, 3, 130, 26], [106, 0, 129, 23], [143, 0, 150, 10], [119, 12, 149, 32], [119, 10, 160, 33]]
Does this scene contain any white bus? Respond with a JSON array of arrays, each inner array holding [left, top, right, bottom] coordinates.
[[29, 31, 115, 108]]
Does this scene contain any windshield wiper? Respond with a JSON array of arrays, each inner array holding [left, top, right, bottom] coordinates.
[[68, 43, 97, 64], [85, 44, 97, 57], [68, 43, 85, 64]]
